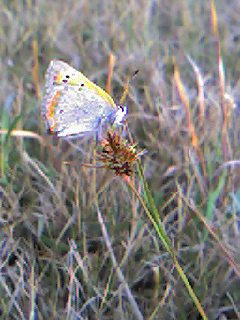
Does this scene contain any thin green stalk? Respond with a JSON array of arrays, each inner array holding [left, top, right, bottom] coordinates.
[[124, 161, 207, 320]]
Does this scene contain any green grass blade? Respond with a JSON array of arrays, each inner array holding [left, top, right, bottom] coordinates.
[[1, 95, 14, 181], [134, 161, 207, 320]]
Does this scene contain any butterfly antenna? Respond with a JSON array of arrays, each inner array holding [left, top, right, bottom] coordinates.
[[120, 70, 139, 105]]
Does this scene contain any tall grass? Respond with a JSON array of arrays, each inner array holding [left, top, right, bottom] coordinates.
[[0, 0, 240, 319]]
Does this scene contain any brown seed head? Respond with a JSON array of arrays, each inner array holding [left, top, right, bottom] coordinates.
[[97, 130, 144, 176]]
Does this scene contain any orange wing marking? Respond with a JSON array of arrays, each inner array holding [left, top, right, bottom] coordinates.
[[46, 90, 61, 133]]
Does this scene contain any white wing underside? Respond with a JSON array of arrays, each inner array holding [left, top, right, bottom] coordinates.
[[42, 60, 127, 138], [43, 83, 116, 137]]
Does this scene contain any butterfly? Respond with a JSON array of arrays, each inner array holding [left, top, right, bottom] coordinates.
[[42, 60, 127, 138]]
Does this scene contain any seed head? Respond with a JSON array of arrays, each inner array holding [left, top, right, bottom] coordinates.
[[97, 131, 144, 176]]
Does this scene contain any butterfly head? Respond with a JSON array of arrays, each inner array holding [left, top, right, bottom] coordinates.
[[114, 105, 128, 126]]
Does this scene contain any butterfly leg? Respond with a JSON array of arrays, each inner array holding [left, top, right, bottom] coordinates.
[[94, 117, 103, 144]]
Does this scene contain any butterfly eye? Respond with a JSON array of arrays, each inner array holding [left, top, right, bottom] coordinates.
[[118, 105, 128, 116]]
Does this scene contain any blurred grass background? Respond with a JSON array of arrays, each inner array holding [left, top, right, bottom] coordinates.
[[0, 0, 240, 319]]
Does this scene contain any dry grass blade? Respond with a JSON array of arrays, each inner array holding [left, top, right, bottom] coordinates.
[[1, 1, 239, 319], [0, 129, 45, 146], [32, 39, 40, 99], [174, 63, 207, 179], [183, 195, 240, 278], [96, 205, 144, 320], [187, 55, 205, 127], [106, 53, 116, 95]]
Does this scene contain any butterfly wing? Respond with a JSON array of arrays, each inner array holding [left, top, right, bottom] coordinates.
[[42, 60, 117, 137]]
